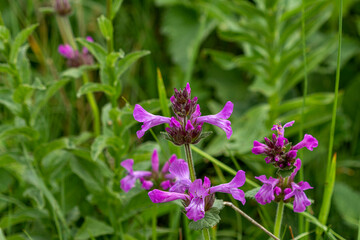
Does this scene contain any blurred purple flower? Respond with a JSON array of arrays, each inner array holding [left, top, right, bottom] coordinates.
[[58, 36, 94, 67], [284, 181, 313, 212]]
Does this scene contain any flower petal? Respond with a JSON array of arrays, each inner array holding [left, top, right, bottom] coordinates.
[[58, 44, 75, 59], [293, 134, 318, 151], [151, 149, 159, 173], [252, 141, 268, 154], [121, 159, 134, 173], [120, 175, 136, 192], [209, 170, 246, 201], [185, 197, 205, 222], [148, 189, 189, 203]]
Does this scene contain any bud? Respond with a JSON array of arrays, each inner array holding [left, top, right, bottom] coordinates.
[[54, 0, 71, 16]]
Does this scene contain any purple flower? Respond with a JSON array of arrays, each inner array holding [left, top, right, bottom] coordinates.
[[148, 170, 246, 221], [120, 159, 152, 192], [168, 158, 192, 193], [254, 175, 279, 205], [290, 158, 301, 180], [133, 104, 171, 138], [271, 121, 294, 136], [58, 37, 94, 67], [134, 83, 234, 143], [292, 134, 318, 151], [197, 101, 234, 139], [284, 181, 313, 212], [54, 0, 71, 16], [120, 149, 176, 192], [252, 140, 268, 155]]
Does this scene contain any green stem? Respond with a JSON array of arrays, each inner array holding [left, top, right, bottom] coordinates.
[[299, 0, 309, 235], [82, 73, 101, 136], [56, 16, 76, 49], [184, 144, 196, 182], [274, 201, 284, 238], [202, 228, 211, 240], [152, 205, 157, 240], [106, 0, 114, 53]]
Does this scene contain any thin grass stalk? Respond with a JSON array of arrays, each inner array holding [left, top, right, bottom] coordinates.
[[223, 202, 279, 240], [82, 73, 101, 136], [299, 0, 309, 235], [106, 0, 114, 53], [202, 228, 210, 240], [316, 0, 343, 238]]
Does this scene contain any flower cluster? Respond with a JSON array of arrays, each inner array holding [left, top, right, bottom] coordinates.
[[133, 83, 234, 145], [148, 158, 246, 221], [58, 36, 94, 68], [252, 121, 317, 212], [120, 149, 176, 192]]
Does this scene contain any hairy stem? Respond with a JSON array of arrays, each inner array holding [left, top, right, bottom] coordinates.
[[202, 228, 210, 240], [274, 201, 284, 238], [223, 201, 279, 240], [184, 144, 196, 182]]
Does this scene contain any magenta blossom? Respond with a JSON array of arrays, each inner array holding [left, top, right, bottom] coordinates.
[[148, 168, 246, 222], [254, 175, 280, 205], [133, 83, 234, 144], [284, 181, 313, 212], [120, 149, 176, 192], [252, 121, 318, 170]]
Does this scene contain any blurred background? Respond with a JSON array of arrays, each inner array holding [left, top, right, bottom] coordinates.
[[0, 0, 359, 239]]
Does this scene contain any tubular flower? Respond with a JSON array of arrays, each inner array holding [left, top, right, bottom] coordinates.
[[254, 175, 280, 205], [284, 181, 313, 212], [133, 83, 234, 144], [252, 121, 318, 170], [148, 161, 246, 222], [58, 36, 94, 67], [120, 149, 176, 192]]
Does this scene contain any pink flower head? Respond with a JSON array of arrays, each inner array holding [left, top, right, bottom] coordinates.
[[120, 159, 152, 192], [133, 104, 171, 138], [284, 181, 313, 212], [292, 134, 318, 151], [252, 140, 268, 155], [254, 175, 280, 205], [168, 158, 192, 193], [148, 170, 246, 222], [58, 44, 75, 59], [197, 101, 234, 139]]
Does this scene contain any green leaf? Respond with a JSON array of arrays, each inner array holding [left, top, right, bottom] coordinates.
[[16, 45, 31, 84], [75, 217, 114, 240], [276, 168, 294, 178], [245, 187, 261, 199], [23, 187, 45, 209], [60, 65, 98, 79], [90, 135, 125, 161], [77, 38, 107, 65], [97, 15, 113, 40], [157, 69, 170, 117], [0, 126, 39, 141], [0, 64, 15, 75], [0, 88, 21, 115], [115, 50, 150, 80], [9, 24, 38, 64], [111, 0, 123, 20], [0, 26, 10, 43], [34, 138, 73, 161], [0, 228, 6, 240], [12, 84, 33, 104], [188, 203, 223, 230], [77, 82, 116, 98]]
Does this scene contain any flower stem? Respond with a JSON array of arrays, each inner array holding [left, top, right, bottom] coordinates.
[[274, 201, 284, 238], [152, 205, 157, 240], [184, 144, 196, 182], [82, 73, 101, 136], [202, 228, 210, 240], [223, 201, 279, 240]]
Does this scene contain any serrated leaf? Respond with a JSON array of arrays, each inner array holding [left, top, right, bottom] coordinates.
[[188, 205, 222, 230], [77, 38, 107, 65], [75, 217, 114, 240], [245, 187, 261, 199], [16, 45, 31, 84], [97, 15, 113, 40], [9, 24, 38, 64], [276, 168, 293, 178], [115, 50, 150, 80], [77, 82, 116, 98]]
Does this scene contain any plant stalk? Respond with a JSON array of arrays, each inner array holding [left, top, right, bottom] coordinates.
[[184, 144, 196, 182], [223, 201, 279, 240], [152, 205, 157, 240], [202, 228, 211, 240], [274, 201, 284, 238]]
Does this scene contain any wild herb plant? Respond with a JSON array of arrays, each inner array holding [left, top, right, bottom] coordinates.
[[0, 0, 359, 239]]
